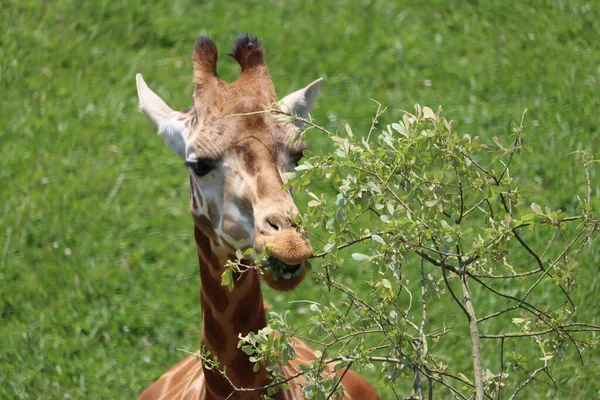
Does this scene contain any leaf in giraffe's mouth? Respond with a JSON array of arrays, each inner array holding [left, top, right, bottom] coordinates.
[[261, 257, 305, 280]]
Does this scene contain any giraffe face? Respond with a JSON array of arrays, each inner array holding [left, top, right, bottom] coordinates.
[[136, 35, 322, 291], [185, 108, 306, 253]]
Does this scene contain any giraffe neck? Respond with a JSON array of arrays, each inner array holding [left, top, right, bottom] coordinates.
[[193, 226, 271, 399]]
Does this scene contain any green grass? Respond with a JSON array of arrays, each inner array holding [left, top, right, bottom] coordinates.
[[1, 0, 599, 398]]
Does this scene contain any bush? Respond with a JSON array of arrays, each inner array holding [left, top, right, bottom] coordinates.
[[234, 104, 599, 399]]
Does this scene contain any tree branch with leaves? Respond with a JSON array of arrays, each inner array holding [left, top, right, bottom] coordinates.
[[227, 104, 599, 399]]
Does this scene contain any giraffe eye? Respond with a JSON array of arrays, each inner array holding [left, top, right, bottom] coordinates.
[[185, 160, 214, 177]]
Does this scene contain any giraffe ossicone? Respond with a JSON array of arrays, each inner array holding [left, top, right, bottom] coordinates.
[[136, 33, 380, 400]]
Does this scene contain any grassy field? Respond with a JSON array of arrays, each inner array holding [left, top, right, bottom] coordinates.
[[1, 0, 599, 398]]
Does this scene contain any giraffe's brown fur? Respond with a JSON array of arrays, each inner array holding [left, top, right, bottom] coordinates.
[[136, 33, 380, 400]]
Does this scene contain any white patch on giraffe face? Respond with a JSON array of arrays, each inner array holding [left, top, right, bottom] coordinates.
[[188, 151, 256, 252]]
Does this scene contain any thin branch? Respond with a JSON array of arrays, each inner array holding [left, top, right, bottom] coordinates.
[[468, 274, 553, 322], [461, 197, 487, 219], [480, 324, 600, 339], [581, 153, 593, 205], [471, 268, 542, 280], [498, 111, 525, 182], [271, 109, 334, 136], [366, 100, 386, 143], [509, 363, 547, 400], [311, 233, 379, 258], [460, 271, 484, 400], [441, 260, 469, 317], [454, 164, 465, 224], [478, 305, 521, 323], [326, 361, 353, 400], [497, 338, 505, 400]]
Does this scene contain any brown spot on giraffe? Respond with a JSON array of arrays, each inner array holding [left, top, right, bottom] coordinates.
[[200, 299, 227, 355], [241, 147, 258, 176], [222, 215, 250, 242], [206, 200, 220, 226], [194, 225, 213, 259], [199, 267, 229, 311], [192, 215, 214, 240], [229, 275, 264, 335], [229, 349, 260, 387], [255, 174, 268, 200], [203, 367, 233, 399]]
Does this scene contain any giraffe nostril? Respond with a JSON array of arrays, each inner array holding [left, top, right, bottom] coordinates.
[[264, 215, 289, 234], [268, 220, 280, 231]]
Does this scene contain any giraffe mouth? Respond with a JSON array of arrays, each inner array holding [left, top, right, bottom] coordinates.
[[261, 257, 306, 280]]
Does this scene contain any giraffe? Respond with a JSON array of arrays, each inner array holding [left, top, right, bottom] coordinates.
[[135, 34, 381, 400]]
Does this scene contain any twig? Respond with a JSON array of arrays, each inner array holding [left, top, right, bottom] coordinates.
[[441, 262, 469, 318], [366, 100, 386, 143], [454, 164, 465, 224], [581, 153, 592, 205], [326, 360, 353, 400], [271, 109, 334, 136], [311, 233, 380, 258], [480, 323, 600, 339], [471, 268, 542, 280], [498, 111, 526, 182], [509, 363, 547, 400]]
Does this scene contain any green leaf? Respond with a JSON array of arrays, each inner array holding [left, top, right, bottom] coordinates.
[[307, 191, 320, 200], [295, 161, 313, 171], [371, 234, 385, 244], [352, 253, 371, 261], [531, 203, 543, 215], [391, 123, 407, 136], [422, 106, 436, 120], [322, 242, 335, 253], [345, 123, 353, 137], [425, 199, 439, 207], [221, 270, 233, 291], [366, 182, 381, 194], [521, 213, 537, 221]]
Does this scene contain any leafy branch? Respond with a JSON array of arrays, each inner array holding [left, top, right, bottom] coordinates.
[[239, 104, 599, 399]]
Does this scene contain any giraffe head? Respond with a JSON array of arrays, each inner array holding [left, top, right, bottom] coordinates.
[[136, 34, 322, 291]]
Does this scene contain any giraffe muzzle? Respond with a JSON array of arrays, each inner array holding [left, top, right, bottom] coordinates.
[[261, 257, 306, 280], [254, 228, 313, 264], [253, 227, 312, 289]]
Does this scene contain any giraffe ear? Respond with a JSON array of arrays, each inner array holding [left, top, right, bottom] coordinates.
[[279, 78, 323, 126], [136, 73, 188, 159]]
